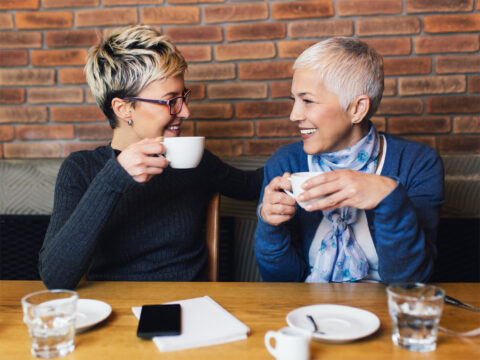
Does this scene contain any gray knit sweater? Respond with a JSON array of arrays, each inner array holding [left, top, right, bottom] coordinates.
[[38, 145, 263, 289]]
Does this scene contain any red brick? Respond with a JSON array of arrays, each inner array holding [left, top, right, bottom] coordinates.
[[239, 61, 294, 80], [204, 3, 268, 23], [76, 8, 137, 27], [362, 38, 411, 56], [406, 0, 474, 13], [226, 23, 286, 42], [197, 121, 254, 138], [63, 142, 107, 157], [0, 69, 55, 86], [205, 139, 243, 157], [398, 75, 466, 96], [4, 142, 61, 158], [51, 106, 105, 122], [185, 83, 205, 100], [46, 30, 100, 48], [469, 76, 480, 93], [246, 139, 296, 156], [0, 50, 28, 66], [189, 103, 233, 119], [16, 11, 73, 29], [0, 89, 25, 104], [384, 78, 397, 96], [237, 101, 292, 119], [85, 89, 96, 103], [31, 49, 88, 66], [453, 116, 480, 133], [371, 117, 386, 132], [208, 83, 267, 100], [272, 1, 334, 20], [424, 14, 480, 33], [104, 0, 157, 5], [271, 81, 291, 99], [0, 106, 47, 123], [289, 19, 353, 38], [436, 55, 480, 74], [0, 13, 14, 29], [44, 0, 99, 6], [257, 119, 298, 137], [427, 96, 480, 114], [16, 124, 75, 140], [357, 17, 420, 36], [377, 98, 423, 115], [0, 31, 42, 48], [389, 116, 450, 134], [180, 121, 194, 136], [215, 43, 275, 61], [0, 145, 3, 158], [404, 136, 436, 149], [76, 124, 113, 140], [278, 40, 317, 59], [142, 6, 200, 25], [185, 64, 235, 81], [0, 126, 14, 141], [177, 45, 211, 62], [438, 136, 480, 153], [58, 68, 87, 84], [0, 0, 38, 10], [414, 35, 479, 54], [28, 87, 84, 104], [337, 0, 402, 16], [164, 26, 222, 43], [384, 57, 431, 76], [169, 0, 224, 3]]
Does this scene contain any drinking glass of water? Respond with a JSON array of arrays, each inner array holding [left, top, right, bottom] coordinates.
[[386, 283, 445, 352], [21, 289, 78, 358]]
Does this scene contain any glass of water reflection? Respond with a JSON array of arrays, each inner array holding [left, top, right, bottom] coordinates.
[[386, 283, 445, 352], [21, 289, 78, 358]]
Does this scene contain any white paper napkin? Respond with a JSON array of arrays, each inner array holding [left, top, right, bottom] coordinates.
[[132, 295, 250, 352]]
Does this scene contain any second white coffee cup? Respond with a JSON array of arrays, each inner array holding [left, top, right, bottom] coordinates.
[[162, 136, 205, 169], [265, 327, 311, 360]]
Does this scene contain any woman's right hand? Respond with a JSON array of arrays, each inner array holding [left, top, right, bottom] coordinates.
[[260, 173, 297, 226], [116, 138, 169, 183]]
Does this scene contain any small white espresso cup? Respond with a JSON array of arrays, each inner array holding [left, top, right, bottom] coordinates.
[[285, 172, 323, 209], [265, 327, 311, 360], [162, 136, 205, 169]]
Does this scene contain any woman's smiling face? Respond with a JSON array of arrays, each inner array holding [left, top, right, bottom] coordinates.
[[290, 68, 364, 155]]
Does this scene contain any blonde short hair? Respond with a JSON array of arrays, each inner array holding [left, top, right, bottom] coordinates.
[[294, 37, 384, 121], [85, 25, 187, 128]]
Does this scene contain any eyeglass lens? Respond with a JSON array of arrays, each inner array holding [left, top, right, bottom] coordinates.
[[169, 90, 190, 115]]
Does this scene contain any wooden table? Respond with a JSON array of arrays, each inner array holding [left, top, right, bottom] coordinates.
[[0, 281, 479, 359]]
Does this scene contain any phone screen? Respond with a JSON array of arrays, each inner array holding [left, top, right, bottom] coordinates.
[[137, 304, 181, 338]]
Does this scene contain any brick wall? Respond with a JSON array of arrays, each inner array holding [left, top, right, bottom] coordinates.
[[0, 0, 479, 159]]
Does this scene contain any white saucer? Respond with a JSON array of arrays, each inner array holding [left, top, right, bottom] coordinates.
[[76, 299, 112, 332], [286, 304, 380, 343]]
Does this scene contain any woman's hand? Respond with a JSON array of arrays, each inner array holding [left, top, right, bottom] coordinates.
[[116, 138, 169, 183], [260, 173, 297, 226], [298, 170, 397, 212]]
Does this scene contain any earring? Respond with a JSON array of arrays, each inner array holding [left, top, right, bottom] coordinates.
[[127, 119, 133, 126]]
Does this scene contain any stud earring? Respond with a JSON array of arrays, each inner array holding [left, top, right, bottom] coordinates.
[[127, 119, 133, 126]]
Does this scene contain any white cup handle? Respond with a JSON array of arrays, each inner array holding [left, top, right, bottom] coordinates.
[[264, 331, 278, 358], [283, 177, 295, 198]]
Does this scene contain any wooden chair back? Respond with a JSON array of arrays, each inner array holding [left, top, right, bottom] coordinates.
[[205, 193, 220, 281]]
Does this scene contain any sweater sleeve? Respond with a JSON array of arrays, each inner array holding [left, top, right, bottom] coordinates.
[[253, 149, 309, 282], [38, 153, 137, 289], [370, 145, 444, 284]]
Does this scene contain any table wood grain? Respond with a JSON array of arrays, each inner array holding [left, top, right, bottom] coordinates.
[[0, 281, 478, 359]]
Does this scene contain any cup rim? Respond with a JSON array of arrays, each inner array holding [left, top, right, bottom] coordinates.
[[386, 282, 445, 301], [21, 289, 78, 306]]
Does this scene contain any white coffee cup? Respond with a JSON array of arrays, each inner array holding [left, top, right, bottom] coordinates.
[[285, 172, 323, 209], [162, 136, 205, 169], [265, 327, 311, 360]]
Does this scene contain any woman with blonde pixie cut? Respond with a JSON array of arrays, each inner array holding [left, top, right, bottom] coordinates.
[[255, 37, 444, 284], [39, 25, 263, 289]]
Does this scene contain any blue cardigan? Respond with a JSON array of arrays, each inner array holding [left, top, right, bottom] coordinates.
[[254, 133, 444, 284]]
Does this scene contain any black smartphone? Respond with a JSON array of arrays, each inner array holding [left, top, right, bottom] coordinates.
[[136, 304, 181, 338]]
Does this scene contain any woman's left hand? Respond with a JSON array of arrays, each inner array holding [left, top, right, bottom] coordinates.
[[297, 169, 397, 212]]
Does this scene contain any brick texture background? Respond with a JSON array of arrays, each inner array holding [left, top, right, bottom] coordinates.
[[0, 0, 479, 158]]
